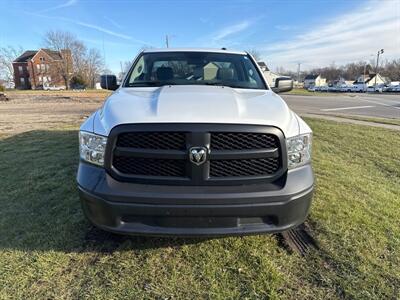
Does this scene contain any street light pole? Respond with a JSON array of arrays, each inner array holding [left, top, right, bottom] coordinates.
[[363, 62, 367, 92], [374, 49, 384, 87], [297, 62, 301, 86]]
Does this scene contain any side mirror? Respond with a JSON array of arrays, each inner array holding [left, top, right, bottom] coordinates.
[[272, 77, 293, 93], [100, 75, 119, 90]]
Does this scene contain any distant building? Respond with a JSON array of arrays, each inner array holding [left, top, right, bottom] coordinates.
[[257, 61, 269, 72], [257, 61, 289, 87], [353, 72, 388, 87], [333, 77, 353, 86], [12, 48, 72, 90], [304, 74, 327, 88]]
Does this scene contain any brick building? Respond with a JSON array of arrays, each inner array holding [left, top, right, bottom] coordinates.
[[12, 49, 72, 90]]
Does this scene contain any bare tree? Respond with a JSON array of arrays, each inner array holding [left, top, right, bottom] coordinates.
[[43, 30, 85, 89], [43, 30, 105, 89], [82, 49, 104, 88], [381, 59, 400, 80], [247, 49, 262, 61], [117, 60, 133, 81], [0, 46, 23, 82]]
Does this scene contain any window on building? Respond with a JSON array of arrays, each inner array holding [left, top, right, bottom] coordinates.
[[37, 64, 40, 72], [20, 77, 25, 85], [39, 57, 45, 62], [18, 66, 23, 73], [38, 76, 43, 83], [47, 76, 52, 82], [41, 64, 46, 71]]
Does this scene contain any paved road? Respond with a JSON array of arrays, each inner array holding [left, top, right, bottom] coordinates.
[[281, 93, 400, 119]]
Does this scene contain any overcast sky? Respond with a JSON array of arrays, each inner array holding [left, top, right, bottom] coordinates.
[[1, 0, 399, 73]]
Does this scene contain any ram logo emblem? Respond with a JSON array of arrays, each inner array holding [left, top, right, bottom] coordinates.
[[189, 147, 207, 166]]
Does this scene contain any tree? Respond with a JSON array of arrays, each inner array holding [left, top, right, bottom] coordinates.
[[118, 60, 133, 81], [381, 59, 400, 80], [0, 45, 23, 82], [247, 49, 262, 61], [82, 48, 103, 88], [43, 30, 104, 88], [42, 30, 81, 89]]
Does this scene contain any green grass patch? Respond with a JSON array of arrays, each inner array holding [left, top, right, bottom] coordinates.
[[0, 120, 399, 299], [331, 114, 400, 126], [284, 88, 335, 96]]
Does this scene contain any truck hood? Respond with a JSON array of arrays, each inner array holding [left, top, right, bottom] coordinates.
[[93, 85, 299, 137]]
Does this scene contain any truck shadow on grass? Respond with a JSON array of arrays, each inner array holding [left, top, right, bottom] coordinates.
[[0, 130, 206, 253]]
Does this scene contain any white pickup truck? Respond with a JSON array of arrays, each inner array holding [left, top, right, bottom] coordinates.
[[77, 48, 314, 236]]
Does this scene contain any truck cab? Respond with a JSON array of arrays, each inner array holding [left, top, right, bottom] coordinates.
[[77, 48, 313, 236]]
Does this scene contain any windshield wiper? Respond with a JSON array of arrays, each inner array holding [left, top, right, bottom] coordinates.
[[202, 81, 247, 89], [127, 81, 177, 87], [202, 81, 224, 86]]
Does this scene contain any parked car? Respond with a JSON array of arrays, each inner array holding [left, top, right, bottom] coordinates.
[[328, 86, 338, 92], [44, 84, 66, 91], [367, 85, 384, 93], [387, 85, 400, 92], [319, 86, 329, 92], [351, 85, 365, 93], [77, 48, 314, 236], [338, 85, 353, 93]]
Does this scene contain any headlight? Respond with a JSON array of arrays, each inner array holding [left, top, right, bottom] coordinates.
[[286, 133, 312, 169], [79, 131, 107, 166]]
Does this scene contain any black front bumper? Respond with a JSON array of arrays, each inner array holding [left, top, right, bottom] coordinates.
[[77, 162, 314, 236]]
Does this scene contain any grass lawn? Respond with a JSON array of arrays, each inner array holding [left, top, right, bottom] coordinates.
[[283, 88, 336, 96], [331, 114, 400, 126], [0, 119, 399, 299]]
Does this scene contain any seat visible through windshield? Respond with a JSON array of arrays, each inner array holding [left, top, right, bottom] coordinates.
[[125, 51, 267, 90]]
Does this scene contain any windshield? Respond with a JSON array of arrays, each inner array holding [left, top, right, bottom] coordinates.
[[124, 51, 267, 90]]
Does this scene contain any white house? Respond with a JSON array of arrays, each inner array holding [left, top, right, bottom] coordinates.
[[335, 77, 353, 86], [353, 73, 387, 87], [304, 74, 327, 88], [257, 62, 289, 87]]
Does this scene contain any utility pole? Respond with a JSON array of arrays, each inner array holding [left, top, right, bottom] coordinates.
[[374, 49, 384, 87], [363, 62, 367, 92], [102, 33, 108, 90], [297, 62, 301, 85]]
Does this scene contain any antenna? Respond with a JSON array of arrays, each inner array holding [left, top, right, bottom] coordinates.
[[102, 33, 108, 90]]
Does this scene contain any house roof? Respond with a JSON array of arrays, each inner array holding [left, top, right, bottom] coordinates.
[[353, 74, 378, 84], [304, 74, 320, 80], [41, 49, 63, 60], [257, 61, 270, 71], [13, 50, 37, 63], [13, 48, 66, 63]]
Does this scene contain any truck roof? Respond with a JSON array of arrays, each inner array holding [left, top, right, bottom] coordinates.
[[142, 48, 247, 55]]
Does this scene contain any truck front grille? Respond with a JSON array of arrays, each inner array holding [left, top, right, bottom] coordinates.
[[210, 158, 280, 177], [106, 124, 286, 185], [211, 132, 278, 150], [117, 132, 186, 150], [113, 157, 186, 177]]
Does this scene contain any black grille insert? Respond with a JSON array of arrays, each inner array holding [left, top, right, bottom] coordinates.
[[107, 124, 286, 185], [211, 132, 278, 150], [117, 132, 186, 150], [210, 158, 280, 177], [113, 157, 186, 177]]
